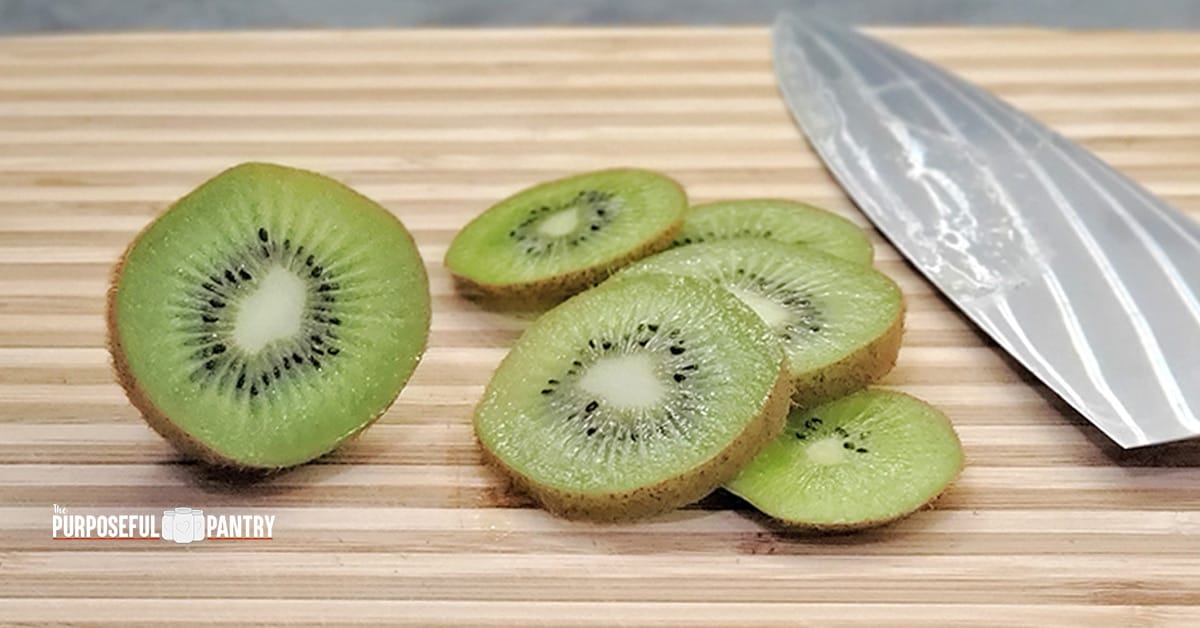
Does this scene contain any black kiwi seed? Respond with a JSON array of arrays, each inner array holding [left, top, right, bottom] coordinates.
[[673, 374, 686, 382], [669, 346, 685, 355], [585, 401, 599, 413], [258, 227, 268, 242]]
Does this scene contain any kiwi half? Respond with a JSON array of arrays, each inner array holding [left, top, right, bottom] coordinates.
[[107, 162, 431, 469], [474, 274, 791, 521], [674, 199, 874, 265], [725, 389, 964, 530], [445, 169, 687, 305], [621, 239, 904, 409]]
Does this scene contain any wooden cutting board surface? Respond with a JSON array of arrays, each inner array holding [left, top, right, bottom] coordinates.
[[2, 26, 1200, 627]]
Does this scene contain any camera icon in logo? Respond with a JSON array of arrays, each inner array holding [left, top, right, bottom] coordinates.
[[161, 507, 206, 544]]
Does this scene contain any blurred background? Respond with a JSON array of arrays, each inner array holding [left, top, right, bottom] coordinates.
[[2, 0, 1199, 33]]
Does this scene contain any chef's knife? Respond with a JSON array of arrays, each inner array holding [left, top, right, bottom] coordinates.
[[771, 13, 1200, 448]]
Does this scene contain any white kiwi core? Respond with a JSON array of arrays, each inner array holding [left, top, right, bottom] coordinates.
[[537, 207, 580, 237], [806, 437, 850, 466], [232, 265, 307, 354], [728, 286, 792, 330], [578, 353, 667, 410]]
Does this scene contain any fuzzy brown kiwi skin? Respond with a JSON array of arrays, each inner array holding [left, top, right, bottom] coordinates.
[[477, 362, 793, 522], [736, 480, 960, 534], [789, 290, 906, 410], [450, 221, 681, 309], [105, 162, 431, 471]]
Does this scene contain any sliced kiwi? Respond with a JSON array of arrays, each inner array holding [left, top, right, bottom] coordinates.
[[726, 389, 964, 530], [445, 169, 687, 305], [107, 162, 431, 469], [674, 199, 874, 265], [474, 274, 791, 521], [621, 239, 903, 409]]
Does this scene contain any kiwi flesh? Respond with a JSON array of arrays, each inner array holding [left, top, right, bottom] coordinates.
[[107, 162, 431, 469], [474, 274, 791, 521], [725, 389, 964, 530], [674, 199, 874, 265], [445, 169, 687, 305], [620, 239, 903, 409]]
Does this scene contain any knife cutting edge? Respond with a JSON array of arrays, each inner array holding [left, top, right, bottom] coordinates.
[[771, 12, 1200, 447]]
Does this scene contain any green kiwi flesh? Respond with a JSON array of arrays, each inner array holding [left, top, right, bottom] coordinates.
[[107, 162, 431, 469], [674, 199, 874, 265], [474, 274, 791, 521], [620, 239, 904, 408], [445, 169, 687, 304], [725, 389, 964, 530]]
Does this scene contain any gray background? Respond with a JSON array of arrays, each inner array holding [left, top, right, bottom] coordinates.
[[2, 0, 1199, 33]]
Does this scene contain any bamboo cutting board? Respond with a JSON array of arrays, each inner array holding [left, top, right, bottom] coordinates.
[[2, 26, 1200, 627]]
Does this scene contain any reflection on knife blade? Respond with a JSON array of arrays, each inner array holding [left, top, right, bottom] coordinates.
[[772, 13, 1200, 447]]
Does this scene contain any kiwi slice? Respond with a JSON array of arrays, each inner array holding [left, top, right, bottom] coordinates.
[[674, 199, 874, 265], [107, 162, 431, 469], [621, 239, 903, 409], [726, 389, 964, 530], [474, 274, 791, 521], [445, 169, 687, 305]]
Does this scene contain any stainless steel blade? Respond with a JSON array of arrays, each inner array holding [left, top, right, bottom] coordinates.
[[772, 13, 1200, 447]]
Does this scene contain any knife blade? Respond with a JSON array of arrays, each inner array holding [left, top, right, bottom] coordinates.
[[771, 13, 1200, 448]]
